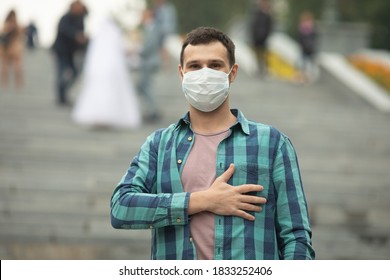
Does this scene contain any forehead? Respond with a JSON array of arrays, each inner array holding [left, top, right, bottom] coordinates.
[[182, 41, 229, 65]]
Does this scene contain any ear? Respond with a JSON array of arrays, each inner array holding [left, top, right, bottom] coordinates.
[[178, 64, 184, 81], [229, 64, 239, 83]]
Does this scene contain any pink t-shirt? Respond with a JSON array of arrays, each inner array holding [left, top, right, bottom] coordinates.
[[181, 129, 230, 260]]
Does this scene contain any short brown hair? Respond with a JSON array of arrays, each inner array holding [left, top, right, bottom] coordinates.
[[180, 27, 236, 68]]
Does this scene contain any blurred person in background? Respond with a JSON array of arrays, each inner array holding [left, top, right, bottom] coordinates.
[[153, 0, 177, 70], [136, 8, 162, 123], [25, 21, 39, 50], [0, 9, 25, 90], [52, 0, 88, 106], [297, 11, 319, 84], [72, 16, 141, 130], [111, 27, 315, 260], [248, 0, 273, 78]]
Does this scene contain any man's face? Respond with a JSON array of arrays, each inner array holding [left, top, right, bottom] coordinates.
[[179, 41, 237, 82]]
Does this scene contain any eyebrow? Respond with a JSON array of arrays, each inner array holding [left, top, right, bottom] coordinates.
[[185, 59, 226, 66]]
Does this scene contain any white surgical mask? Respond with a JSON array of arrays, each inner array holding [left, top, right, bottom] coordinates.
[[182, 67, 232, 112]]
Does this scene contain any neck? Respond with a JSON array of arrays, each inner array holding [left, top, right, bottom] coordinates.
[[189, 102, 236, 134]]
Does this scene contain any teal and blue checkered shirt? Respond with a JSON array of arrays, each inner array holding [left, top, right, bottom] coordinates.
[[111, 109, 315, 260]]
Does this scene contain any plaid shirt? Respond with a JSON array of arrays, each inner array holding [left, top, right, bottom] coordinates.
[[111, 109, 315, 260]]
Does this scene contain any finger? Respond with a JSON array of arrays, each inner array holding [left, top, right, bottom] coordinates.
[[241, 195, 267, 205], [218, 163, 235, 183], [239, 203, 262, 212], [235, 209, 256, 221], [236, 184, 263, 194]]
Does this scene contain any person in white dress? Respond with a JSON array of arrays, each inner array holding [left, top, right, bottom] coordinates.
[[72, 16, 141, 129]]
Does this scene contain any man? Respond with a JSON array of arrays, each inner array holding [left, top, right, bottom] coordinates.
[[249, 0, 273, 77], [26, 21, 38, 49], [137, 8, 162, 122], [111, 27, 315, 260], [52, 0, 88, 106], [297, 11, 318, 84], [153, 0, 177, 69]]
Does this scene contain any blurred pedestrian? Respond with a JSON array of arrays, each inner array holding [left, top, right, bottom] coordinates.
[[52, 0, 88, 106], [297, 11, 319, 84], [137, 8, 162, 123], [153, 0, 177, 69], [26, 21, 38, 50], [249, 0, 273, 77], [0, 9, 25, 89], [72, 16, 141, 129]]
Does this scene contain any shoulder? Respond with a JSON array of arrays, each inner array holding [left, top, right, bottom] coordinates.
[[249, 119, 281, 134], [60, 14, 69, 21], [145, 123, 178, 143], [246, 119, 290, 145]]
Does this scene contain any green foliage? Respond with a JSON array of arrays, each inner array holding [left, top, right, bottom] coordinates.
[[286, 0, 390, 50], [352, 0, 390, 49], [149, 0, 390, 50], [169, 0, 251, 34], [285, 0, 326, 39]]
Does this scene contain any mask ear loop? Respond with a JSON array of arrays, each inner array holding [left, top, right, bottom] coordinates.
[[227, 66, 234, 84]]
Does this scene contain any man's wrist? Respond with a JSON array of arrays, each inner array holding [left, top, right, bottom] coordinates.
[[188, 190, 209, 215]]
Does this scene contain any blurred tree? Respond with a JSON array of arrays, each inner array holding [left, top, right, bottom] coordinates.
[[286, 0, 390, 50], [351, 0, 390, 50], [148, 0, 251, 34], [174, 0, 253, 34], [145, 0, 390, 50], [286, 0, 324, 38]]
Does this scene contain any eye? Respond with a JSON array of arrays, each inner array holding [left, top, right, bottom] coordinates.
[[209, 63, 222, 69], [187, 64, 201, 70]]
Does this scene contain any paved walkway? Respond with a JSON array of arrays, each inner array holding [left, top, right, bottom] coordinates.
[[1, 48, 390, 260]]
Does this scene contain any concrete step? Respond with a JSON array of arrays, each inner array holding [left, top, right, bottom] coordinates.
[[1, 48, 390, 260]]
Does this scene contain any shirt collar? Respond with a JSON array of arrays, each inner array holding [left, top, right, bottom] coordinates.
[[176, 109, 250, 135]]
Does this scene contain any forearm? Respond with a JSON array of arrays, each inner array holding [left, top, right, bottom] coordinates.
[[278, 225, 315, 260], [274, 136, 315, 259], [111, 186, 190, 229]]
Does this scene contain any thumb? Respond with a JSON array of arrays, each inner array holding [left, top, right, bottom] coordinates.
[[218, 163, 235, 183]]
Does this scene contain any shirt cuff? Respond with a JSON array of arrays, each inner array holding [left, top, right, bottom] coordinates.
[[169, 192, 190, 226]]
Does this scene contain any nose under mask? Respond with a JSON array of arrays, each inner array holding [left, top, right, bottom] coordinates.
[[181, 67, 232, 112]]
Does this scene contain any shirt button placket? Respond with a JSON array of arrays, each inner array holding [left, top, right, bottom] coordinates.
[[214, 218, 224, 260]]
